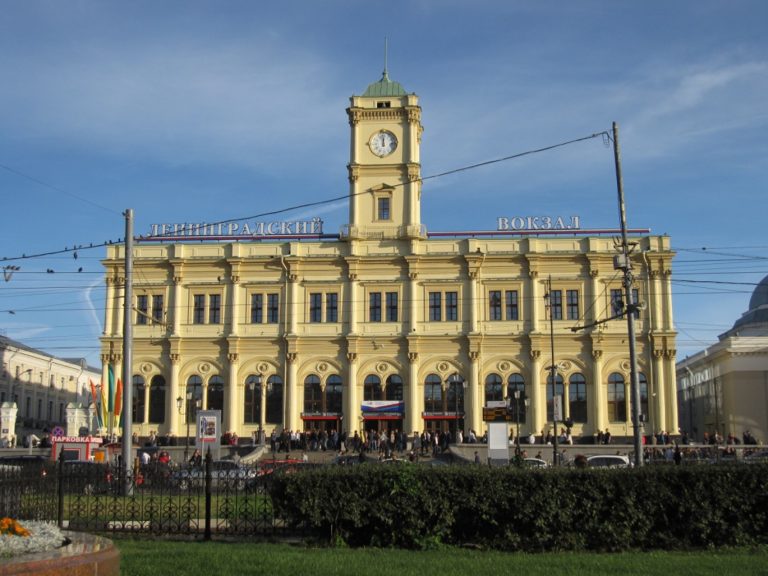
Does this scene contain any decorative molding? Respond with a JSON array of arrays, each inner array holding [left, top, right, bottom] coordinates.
[[529, 350, 541, 360], [665, 349, 676, 359], [169, 353, 180, 365], [376, 362, 389, 374], [228, 353, 239, 363], [317, 362, 329, 373], [199, 362, 211, 374], [347, 352, 357, 363], [469, 351, 480, 361], [407, 164, 420, 182], [408, 352, 418, 363], [287, 353, 297, 363], [592, 349, 603, 360], [498, 361, 511, 373], [590, 269, 599, 278], [654, 349, 665, 359], [348, 164, 360, 182], [529, 270, 539, 279]]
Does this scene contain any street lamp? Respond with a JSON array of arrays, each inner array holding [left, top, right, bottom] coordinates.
[[513, 389, 521, 457], [446, 373, 465, 442]]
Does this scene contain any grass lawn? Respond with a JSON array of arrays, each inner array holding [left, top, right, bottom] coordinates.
[[114, 539, 768, 576]]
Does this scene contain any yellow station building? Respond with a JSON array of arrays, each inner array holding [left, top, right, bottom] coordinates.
[[100, 71, 678, 444]]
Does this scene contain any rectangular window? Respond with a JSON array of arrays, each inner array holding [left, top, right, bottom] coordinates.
[[377, 197, 391, 221], [386, 292, 398, 322], [152, 295, 164, 324], [370, 292, 382, 322], [549, 290, 563, 320], [251, 294, 263, 324], [611, 288, 639, 318], [566, 290, 579, 321], [193, 294, 206, 324], [505, 290, 519, 320], [326, 293, 338, 323], [310, 293, 322, 323], [446, 291, 458, 321], [429, 292, 442, 321], [136, 295, 148, 325], [267, 294, 279, 324], [489, 290, 502, 321], [208, 294, 221, 324]]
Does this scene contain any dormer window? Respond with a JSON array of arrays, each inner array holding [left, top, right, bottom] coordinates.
[[376, 101, 391, 108]]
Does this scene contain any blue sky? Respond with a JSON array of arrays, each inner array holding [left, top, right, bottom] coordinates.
[[1, 1, 766, 368]]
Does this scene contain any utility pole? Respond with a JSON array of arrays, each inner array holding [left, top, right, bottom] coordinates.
[[122, 209, 134, 493], [612, 123, 644, 467], [545, 276, 559, 466]]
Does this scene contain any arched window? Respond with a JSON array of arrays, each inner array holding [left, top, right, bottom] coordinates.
[[569, 373, 587, 423], [364, 375, 383, 401], [446, 374, 465, 415], [484, 373, 503, 403], [546, 373, 565, 422], [385, 375, 403, 401], [207, 375, 225, 422], [132, 375, 145, 424], [424, 374, 442, 413], [186, 375, 203, 425], [607, 372, 626, 422], [148, 375, 166, 424], [304, 375, 322, 413], [326, 375, 343, 413], [639, 373, 649, 423], [507, 374, 526, 424], [244, 374, 262, 424], [266, 375, 283, 424]]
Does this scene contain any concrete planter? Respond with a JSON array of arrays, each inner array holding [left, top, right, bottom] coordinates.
[[1, 531, 119, 576]]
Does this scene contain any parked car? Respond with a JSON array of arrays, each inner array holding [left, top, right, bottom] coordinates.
[[523, 457, 549, 468], [586, 455, 631, 468], [171, 460, 257, 490]]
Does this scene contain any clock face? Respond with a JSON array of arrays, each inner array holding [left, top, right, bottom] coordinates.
[[369, 130, 397, 157]]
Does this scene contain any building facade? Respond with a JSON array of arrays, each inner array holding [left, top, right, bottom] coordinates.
[[0, 335, 100, 442], [101, 72, 678, 444], [676, 274, 768, 445]]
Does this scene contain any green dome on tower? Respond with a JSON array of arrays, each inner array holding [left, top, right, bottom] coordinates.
[[362, 70, 407, 97]]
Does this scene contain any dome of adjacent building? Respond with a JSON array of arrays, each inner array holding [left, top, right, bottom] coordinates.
[[728, 274, 768, 333]]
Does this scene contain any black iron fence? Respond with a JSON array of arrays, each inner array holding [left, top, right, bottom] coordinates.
[[0, 453, 313, 540]]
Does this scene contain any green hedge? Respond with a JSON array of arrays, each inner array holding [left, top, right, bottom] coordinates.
[[269, 463, 768, 551]]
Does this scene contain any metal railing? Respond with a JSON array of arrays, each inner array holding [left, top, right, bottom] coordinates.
[[0, 452, 313, 540]]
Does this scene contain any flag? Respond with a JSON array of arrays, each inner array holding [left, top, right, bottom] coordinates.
[[89, 379, 103, 428], [100, 379, 108, 428], [108, 365, 115, 413], [114, 378, 123, 420]]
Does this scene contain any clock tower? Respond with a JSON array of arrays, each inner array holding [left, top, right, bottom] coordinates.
[[346, 68, 424, 240]]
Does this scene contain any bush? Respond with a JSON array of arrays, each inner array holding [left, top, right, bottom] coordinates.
[[269, 462, 768, 551]]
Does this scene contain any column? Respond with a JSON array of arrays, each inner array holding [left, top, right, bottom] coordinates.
[[229, 275, 241, 336], [349, 273, 359, 332], [408, 272, 418, 333], [468, 352, 482, 435], [664, 349, 678, 434], [528, 271, 540, 332], [344, 353, 358, 436], [529, 350, 543, 435], [651, 350, 664, 435], [469, 272, 479, 333], [259, 381, 268, 437], [663, 271, 674, 332], [172, 274, 182, 336], [286, 353, 299, 431], [406, 353, 420, 434], [592, 350, 605, 432], [104, 277, 116, 336], [288, 274, 298, 334], [226, 353, 239, 433], [168, 353, 180, 435], [589, 269, 600, 326]]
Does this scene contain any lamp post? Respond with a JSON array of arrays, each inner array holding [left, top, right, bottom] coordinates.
[[513, 389, 521, 457], [447, 373, 465, 442], [544, 276, 559, 466]]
